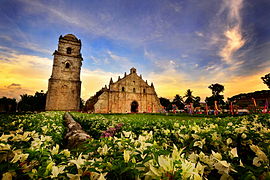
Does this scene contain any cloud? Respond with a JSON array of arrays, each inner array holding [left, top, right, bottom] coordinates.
[[0, 49, 52, 99], [219, 26, 245, 64], [0, 46, 124, 101], [0, 34, 51, 55], [105, 50, 135, 71], [7, 83, 21, 89], [145, 64, 269, 101], [81, 68, 119, 100], [219, 0, 243, 25], [195, 31, 204, 37], [218, 0, 245, 64], [0, 45, 269, 103]]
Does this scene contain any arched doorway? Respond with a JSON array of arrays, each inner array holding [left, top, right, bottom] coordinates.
[[131, 101, 139, 113]]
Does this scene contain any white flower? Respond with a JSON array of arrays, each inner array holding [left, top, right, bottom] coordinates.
[[67, 173, 81, 180], [174, 123, 180, 128], [226, 138, 232, 145], [163, 129, 170, 135], [42, 126, 48, 133], [239, 160, 244, 167], [97, 144, 110, 156], [241, 133, 247, 139], [250, 144, 268, 163], [194, 139, 205, 149], [158, 155, 173, 172], [230, 148, 238, 158], [123, 150, 131, 163], [2, 172, 13, 180], [51, 144, 59, 155], [235, 126, 247, 134], [0, 134, 13, 142], [253, 157, 261, 167], [211, 150, 222, 160], [60, 149, 71, 157], [181, 159, 197, 179], [97, 173, 107, 180], [145, 164, 161, 177], [11, 150, 29, 163], [214, 160, 231, 174], [46, 161, 55, 171], [0, 143, 11, 151], [122, 131, 132, 138], [192, 134, 200, 140], [51, 165, 65, 178], [69, 153, 85, 169], [172, 144, 184, 161]]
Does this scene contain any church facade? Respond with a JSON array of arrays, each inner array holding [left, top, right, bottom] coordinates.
[[45, 34, 83, 111], [86, 68, 162, 113]]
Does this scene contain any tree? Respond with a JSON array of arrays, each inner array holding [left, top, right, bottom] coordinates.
[[18, 91, 46, 111], [206, 83, 225, 107], [183, 89, 195, 104], [0, 97, 17, 112], [172, 95, 185, 109], [261, 73, 270, 89], [159, 97, 171, 111], [208, 83, 224, 96], [80, 98, 85, 111], [193, 96, 201, 108]]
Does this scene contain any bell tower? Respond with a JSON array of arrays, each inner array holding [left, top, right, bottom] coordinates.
[[46, 34, 83, 111]]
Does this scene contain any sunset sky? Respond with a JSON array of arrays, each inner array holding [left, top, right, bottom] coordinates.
[[0, 0, 269, 101]]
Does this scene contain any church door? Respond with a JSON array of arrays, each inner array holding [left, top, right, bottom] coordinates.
[[131, 101, 139, 113]]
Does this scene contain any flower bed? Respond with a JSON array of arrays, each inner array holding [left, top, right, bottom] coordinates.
[[70, 113, 270, 179], [1, 112, 270, 179], [0, 112, 67, 179]]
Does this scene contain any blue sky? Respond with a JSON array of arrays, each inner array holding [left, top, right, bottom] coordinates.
[[0, 0, 269, 100]]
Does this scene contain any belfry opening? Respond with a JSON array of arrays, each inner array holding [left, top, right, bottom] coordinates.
[[131, 101, 139, 113]]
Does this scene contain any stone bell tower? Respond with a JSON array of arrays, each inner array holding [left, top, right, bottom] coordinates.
[[45, 34, 83, 111]]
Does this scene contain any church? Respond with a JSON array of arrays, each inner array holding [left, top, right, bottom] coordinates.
[[85, 68, 162, 113], [45, 34, 161, 113]]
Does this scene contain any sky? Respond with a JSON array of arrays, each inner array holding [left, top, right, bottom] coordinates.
[[0, 0, 269, 101]]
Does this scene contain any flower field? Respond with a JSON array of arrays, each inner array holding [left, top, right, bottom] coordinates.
[[1, 112, 270, 179]]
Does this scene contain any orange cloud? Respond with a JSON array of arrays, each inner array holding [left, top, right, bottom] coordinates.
[[0, 51, 269, 103], [0, 54, 52, 99], [0, 52, 121, 101], [146, 66, 270, 101]]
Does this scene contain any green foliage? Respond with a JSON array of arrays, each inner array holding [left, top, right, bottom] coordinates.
[[184, 89, 195, 104], [70, 112, 270, 179], [208, 83, 225, 96], [172, 94, 185, 109], [193, 96, 201, 108], [0, 112, 66, 179], [0, 97, 17, 112], [206, 83, 225, 107], [159, 97, 171, 111], [18, 91, 46, 112], [1, 112, 270, 179]]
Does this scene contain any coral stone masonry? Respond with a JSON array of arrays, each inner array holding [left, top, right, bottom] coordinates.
[[45, 34, 83, 111], [85, 67, 162, 113]]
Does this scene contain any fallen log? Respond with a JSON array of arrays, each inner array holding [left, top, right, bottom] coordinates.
[[64, 112, 91, 148]]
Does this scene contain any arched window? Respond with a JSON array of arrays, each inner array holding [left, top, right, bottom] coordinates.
[[143, 89, 146, 93], [133, 88, 136, 93], [133, 81, 135, 84], [65, 62, 70, 68], [122, 87, 125, 92], [67, 47, 72, 54]]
